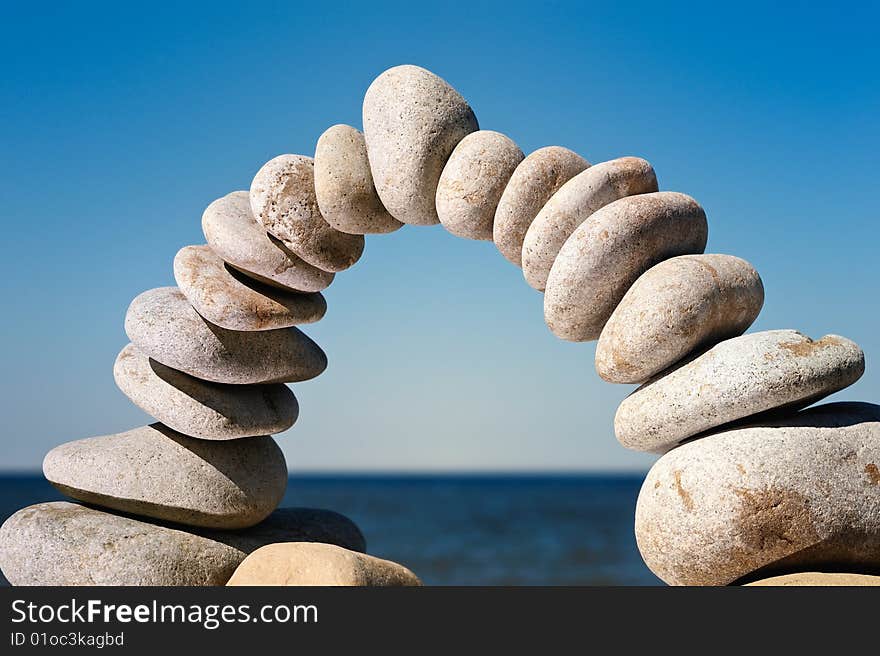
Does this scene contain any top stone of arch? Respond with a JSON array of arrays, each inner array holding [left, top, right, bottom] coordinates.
[[363, 65, 479, 226]]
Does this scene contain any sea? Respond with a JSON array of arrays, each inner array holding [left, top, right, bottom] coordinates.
[[0, 474, 660, 586]]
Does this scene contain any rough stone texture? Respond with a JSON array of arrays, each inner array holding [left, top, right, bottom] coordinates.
[[201, 191, 333, 293], [493, 146, 590, 267], [544, 191, 708, 341], [615, 329, 865, 453], [314, 124, 402, 235], [745, 572, 880, 586], [0, 503, 366, 586], [43, 424, 287, 529], [596, 254, 764, 384], [635, 402, 880, 586], [227, 542, 422, 586], [174, 245, 326, 331], [125, 287, 327, 384], [363, 64, 479, 226], [250, 154, 364, 272], [522, 157, 658, 291], [435, 130, 524, 240], [113, 343, 298, 440]]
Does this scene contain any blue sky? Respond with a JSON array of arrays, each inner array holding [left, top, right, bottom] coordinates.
[[1, 2, 877, 471]]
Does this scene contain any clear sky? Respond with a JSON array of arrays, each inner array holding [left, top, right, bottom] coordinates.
[[1, 2, 877, 471]]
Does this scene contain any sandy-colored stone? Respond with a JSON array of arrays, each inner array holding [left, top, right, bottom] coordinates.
[[174, 245, 326, 331], [314, 124, 402, 235], [250, 154, 364, 272], [596, 254, 764, 384], [43, 424, 287, 529], [113, 344, 298, 440], [522, 157, 658, 291], [125, 287, 326, 384], [436, 130, 524, 240], [0, 502, 366, 586], [615, 329, 865, 453], [227, 542, 421, 586], [201, 191, 333, 293], [363, 64, 479, 226], [493, 146, 590, 267], [635, 402, 880, 586], [745, 572, 880, 586], [544, 191, 708, 341]]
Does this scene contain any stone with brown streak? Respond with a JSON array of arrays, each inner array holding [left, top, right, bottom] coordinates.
[[596, 254, 764, 384], [615, 329, 865, 453], [250, 154, 364, 272], [201, 191, 333, 293], [174, 245, 326, 331], [436, 130, 524, 240], [745, 572, 880, 586]]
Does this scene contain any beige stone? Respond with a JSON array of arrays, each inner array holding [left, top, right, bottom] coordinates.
[[43, 424, 287, 529], [227, 542, 421, 586], [174, 245, 326, 331], [522, 157, 658, 291], [544, 191, 708, 341], [125, 287, 327, 384], [363, 65, 478, 226], [615, 329, 865, 453], [201, 191, 333, 293], [745, 572, 880, 586], [635, 402, 880, 586], [250, 154, 364, 272], [596, 254, 764, 384], [113, 343, 298, 440], [314, 124, 402, 235], [436, 130, 524, 240], [0, 503, 366, 586], [493, 146, 590, 267]]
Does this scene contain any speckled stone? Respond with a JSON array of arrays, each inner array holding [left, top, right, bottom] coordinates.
[[635, 402, 880, 586], [113, 344, 298, 440], [201, 191, 333, 293], [493, 146, 590, 267], [43, 424, 287, 529], [615, 329, 865, 453], [522, 157, 658, 291], [227, 542, 422, 586], [174, 245, 326, 331], [0, 503, 366, 586], [544, 191, 708, 341], [250, 154, 364, 272], [596, 254, 764, 384], [435, 130, 524, 240], [314, 124, 402, 235], [363, 65, 479, 226], [125, 287, 327, 384], [745, 572, 880, 586]]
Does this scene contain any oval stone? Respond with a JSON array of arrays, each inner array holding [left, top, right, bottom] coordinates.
[[493, 146, 590, 267], [635, 402, 880, 586], [0, 502, 366, 586], [522, 157, 658, 291], [596, 254, 764, 384], [125, 287, 327, 384], [250, 154, 364, 272], [436, 130, 524, 240], [314, 124, 402, 235], [174, 245, 326, 331], [615, 329, 865, 453], [227, 543, 422, 586], [363, 64, 479, 226], [544, 191, 708, 341], [43, 424, 287, 529], [201, 191, 333, 293], [113, 343, 298, 440], [745, 572, 880, 586]]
